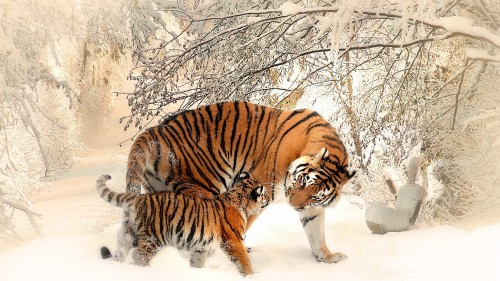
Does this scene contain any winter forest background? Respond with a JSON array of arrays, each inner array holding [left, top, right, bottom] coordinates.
[[1, 0, 499, 255]]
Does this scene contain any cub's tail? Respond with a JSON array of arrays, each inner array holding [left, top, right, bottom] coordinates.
[[96, 174, 135, 208], [100, 246, 112, 259]]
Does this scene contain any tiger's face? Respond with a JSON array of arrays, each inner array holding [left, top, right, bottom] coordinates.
[[285, 148, 355, 211], [229, 172, 269, 216]]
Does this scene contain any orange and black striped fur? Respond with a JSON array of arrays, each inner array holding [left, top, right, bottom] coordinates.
[[125, 101, 355, 263], [97, 173, 268, 276]]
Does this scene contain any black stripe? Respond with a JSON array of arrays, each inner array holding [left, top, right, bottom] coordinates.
[[281, 111, 320, 141], [323, 193, 338, 206], [191, 110, 201, 143], [219, 198, 242, 240], [157, 194, 166, 245], [162, 193, 173, 243], [198, 199, 206, 243], [151, 128, 162, 174], [322, 134, 340, 143], [175, 196, 188, 236], [215, 103, 223, 138], [301, 215, 318, 227], [305, 121, 332, 135], [204, 104, 214, 124], [180, 113, 193, 140], [220, 113, 228, 156], [229, 102, 240, 166], [236, 102, 258, 177], [294, 163, 308, 173], [232, 135, 241, 171]]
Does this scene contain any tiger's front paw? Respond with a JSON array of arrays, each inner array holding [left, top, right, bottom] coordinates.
[[315, 251, 347, 263]]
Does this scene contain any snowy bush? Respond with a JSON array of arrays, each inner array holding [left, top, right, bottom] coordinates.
[[420, 64, 500, 225]]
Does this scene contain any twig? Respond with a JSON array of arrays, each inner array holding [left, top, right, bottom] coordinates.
[[451, 59, 470, 130], [0, 197, 43, 239]]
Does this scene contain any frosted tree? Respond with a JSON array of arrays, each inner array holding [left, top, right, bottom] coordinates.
[[115, 0, 500, 223], [419, 62, 500, 225], [0, 0, 85, 243], [120, 0, 500, 127], [0, 0, 81, 173], [0, 0, 131, 244]]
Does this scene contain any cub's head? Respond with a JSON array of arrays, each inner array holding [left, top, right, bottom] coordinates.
[[228, 172, 269, 216], [285, 147, 355, 211]]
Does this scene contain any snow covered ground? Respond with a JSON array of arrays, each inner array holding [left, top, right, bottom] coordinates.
[[1, 99, 499, 281], [2, 150, 499, 281]]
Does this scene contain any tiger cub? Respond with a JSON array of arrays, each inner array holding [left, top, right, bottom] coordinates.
[[96, 172, 268, 276]]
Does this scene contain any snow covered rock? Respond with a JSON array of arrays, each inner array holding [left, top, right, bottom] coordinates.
[[396, 183, 427, 225], [365, 202, 409, 234], [365, 155, 427, 234]]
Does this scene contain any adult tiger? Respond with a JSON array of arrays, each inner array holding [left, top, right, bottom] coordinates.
[[125, 101, 355, 263]]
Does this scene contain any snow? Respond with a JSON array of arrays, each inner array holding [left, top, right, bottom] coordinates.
[[462, 109, 500, 133], [247, 17, 263, 24], [382, 166, 404, 192], [437, 16, 475, 34], [279, 2, 303, 16], [493, 136, 500, 147], [437, 16, 500, 49], [466, 48, 500, 62]]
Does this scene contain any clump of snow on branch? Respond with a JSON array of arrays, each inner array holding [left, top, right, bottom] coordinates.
[[279, 2, 303, 16], [465, 49, 500, 62]]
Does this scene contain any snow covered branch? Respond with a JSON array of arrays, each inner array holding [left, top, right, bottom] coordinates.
[[217, 2, 500, 49], [0, 193, 43, 244], [121, 0, 500, 133], [466, 48, 500, 62]]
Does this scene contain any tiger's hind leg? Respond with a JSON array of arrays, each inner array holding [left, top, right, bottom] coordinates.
[[300, 207, 347, 263], [114, 223, 136, 262], [126, 129, 177, 194], [126, 161, 156, 194], [190, 247, 216, 268], [189, 249, 209, 268], [106, 210, 136, 262], [100, 230, 134, 262]]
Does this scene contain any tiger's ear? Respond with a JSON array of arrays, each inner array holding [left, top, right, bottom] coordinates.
[[319, 147, 329, 160], [346, 169, 357, 179], [251, 186, 264, 200], [313, 147, 329, 164]]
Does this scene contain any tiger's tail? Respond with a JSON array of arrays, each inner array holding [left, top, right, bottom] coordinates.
[[96, 174, 136, 209]]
